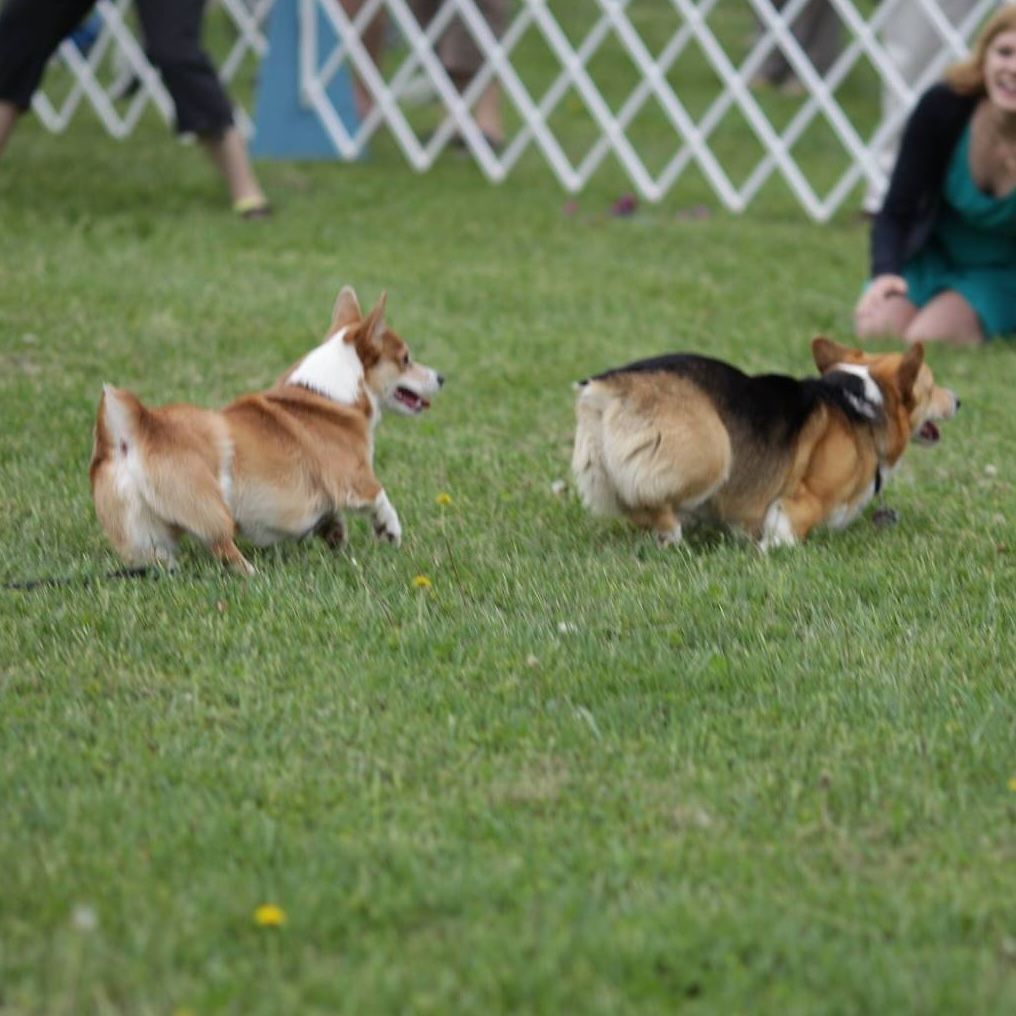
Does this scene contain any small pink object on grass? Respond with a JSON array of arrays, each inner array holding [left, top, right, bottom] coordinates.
[[611, 193, 638, 217]]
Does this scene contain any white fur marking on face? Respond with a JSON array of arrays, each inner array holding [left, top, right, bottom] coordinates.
[[760, 501, 797, 551], [834, 363, 883, 409], [289, 327, 364, 404]]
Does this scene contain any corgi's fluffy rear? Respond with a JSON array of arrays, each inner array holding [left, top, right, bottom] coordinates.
[[91, 385, 238, 569], [573, 374, 729, 541]]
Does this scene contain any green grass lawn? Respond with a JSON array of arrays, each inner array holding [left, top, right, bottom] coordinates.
[[3, 20, 1016, 1012]]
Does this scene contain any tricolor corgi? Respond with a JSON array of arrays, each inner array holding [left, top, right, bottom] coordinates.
[[89, 286, 443, 574], [571, 338, 958, 549]]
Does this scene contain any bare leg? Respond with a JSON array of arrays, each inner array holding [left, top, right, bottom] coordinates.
[[199, 126, 268, 212], [0, 100, 19, 159], [854, 293, 919, 342], [340, 0, 388, 119], [439, 0, 505, 145], [903, 291, 984, 346], [463, 77, 503, 145]]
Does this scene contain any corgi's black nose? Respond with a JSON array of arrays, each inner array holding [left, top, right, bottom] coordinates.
[[437, 374, 445, 387]]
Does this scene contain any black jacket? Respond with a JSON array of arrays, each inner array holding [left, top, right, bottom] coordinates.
[[870, 82, 980, 277]]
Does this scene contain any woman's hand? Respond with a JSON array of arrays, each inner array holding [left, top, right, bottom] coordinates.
[[854, 274, 908, 323]]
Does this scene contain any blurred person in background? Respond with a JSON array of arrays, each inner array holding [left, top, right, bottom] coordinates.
[[341, 0, 507, 148], [855, 4, 1016, 345], [751, 0, 842, 95], [863, 0, 985, 215], [0, 0, 270, 217]]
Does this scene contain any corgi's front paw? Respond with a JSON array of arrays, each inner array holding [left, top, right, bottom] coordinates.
[[759, 502, 798, 552], [371, 491, 402, 547], [373, 515, 402, 546]]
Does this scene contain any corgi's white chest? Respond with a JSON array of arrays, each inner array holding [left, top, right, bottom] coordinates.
[[289, 329, 364, 404]]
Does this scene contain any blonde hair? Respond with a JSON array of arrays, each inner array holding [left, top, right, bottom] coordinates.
[[947, 4, 1016, 95]]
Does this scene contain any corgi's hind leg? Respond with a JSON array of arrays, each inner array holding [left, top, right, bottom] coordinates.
[[93, 466, 180, 569], [209, 536, 256, 576], [147, 467, 255, 576], [190, 499, 253, 576], [119, 517, 180, 570], [604, 407, 730, 544], [627, 506, 683, 547]]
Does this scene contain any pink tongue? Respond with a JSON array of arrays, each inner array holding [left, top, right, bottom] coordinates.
[[398, 388, 428, 410], [920, 421, 940, 441]]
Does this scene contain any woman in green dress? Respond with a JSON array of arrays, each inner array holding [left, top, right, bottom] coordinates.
[[855, 5, 1016, 346]]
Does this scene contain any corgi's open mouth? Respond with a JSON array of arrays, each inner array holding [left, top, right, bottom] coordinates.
[[394, 386, 430, 413], [916, 420, 940, 445]]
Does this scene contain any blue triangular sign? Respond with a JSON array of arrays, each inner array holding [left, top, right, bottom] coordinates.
[[251, 0, 361, 160]]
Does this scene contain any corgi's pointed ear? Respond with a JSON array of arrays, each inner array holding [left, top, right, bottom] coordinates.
[[330, 285, 362, 335], [897, 341, 924, 397], [811, 335, 857, 373], [362, 291, 388, 349]]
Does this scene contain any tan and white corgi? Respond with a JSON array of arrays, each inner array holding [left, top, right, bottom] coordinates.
[[89, 286, 443, 574], [571, 338, 958, 549]]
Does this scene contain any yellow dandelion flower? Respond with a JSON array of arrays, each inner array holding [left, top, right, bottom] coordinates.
[[1009, 776, 1016, 792], [435, 492, 453, 506], [253, 903, 287, 928], [412, 575, 432, 590]]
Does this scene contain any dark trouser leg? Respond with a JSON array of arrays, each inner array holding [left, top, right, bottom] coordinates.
[[756, 0, 840, 85], [0, 0, 97, 109], [134, 0, 265, 209], [133, 0, 233, 136], [755, 0, 791, 85], [796, 0, 840, 77]]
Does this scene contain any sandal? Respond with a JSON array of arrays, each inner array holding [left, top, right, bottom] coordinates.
[[233, 196, 273, 220]]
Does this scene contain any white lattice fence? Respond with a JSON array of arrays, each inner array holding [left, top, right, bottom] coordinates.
[[30, 0, 1002, 219]]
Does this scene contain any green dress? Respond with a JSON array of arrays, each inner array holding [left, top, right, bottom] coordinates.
[[902, 122, 1016, 339]]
